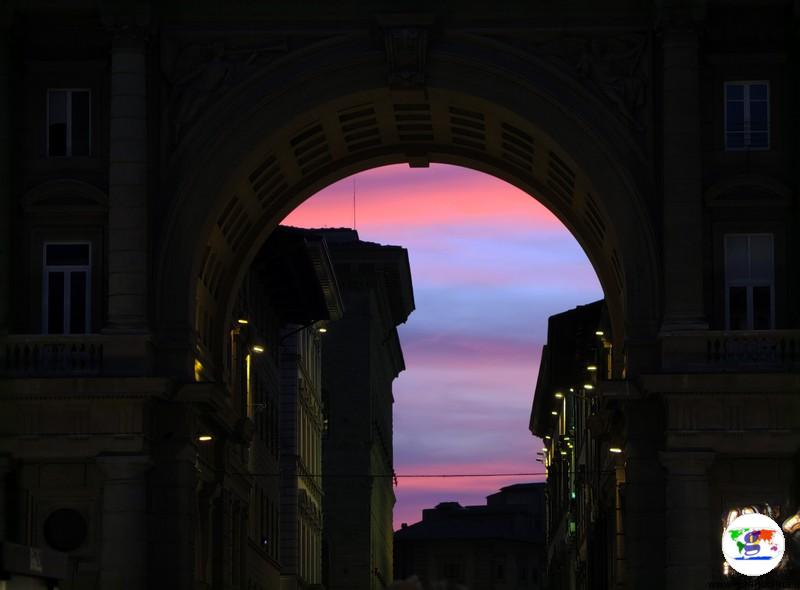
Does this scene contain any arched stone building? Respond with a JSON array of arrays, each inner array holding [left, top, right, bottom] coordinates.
[[0, 1, 798, 589]]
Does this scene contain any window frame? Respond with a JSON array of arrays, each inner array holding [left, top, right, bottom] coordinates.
[[723, 80, 770, 152], [723, 233, 775, 330], [42, 241, 92, 334], [46, 88, 92, 158]]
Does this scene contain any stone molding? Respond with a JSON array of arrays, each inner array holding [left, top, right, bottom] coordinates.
[[96, 453, 152, 480], [659, 450, 715, 476]]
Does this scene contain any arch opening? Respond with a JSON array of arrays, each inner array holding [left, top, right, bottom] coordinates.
[[280, 162, 608, 529], [155, 55, 660, 380]]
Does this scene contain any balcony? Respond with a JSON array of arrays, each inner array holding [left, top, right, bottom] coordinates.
[[2, 335, 106, 376], [1, 333, 154, 378], [661, 330, 800, 372]]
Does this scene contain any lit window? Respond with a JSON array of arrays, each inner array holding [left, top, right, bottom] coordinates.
[[42, 243, 91, 334], [724, 81, 769, 151], [724, 234, 774, 330], [47, 89, 91, 157]]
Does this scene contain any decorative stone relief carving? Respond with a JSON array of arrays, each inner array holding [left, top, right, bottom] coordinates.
[[382, 27, 429, 88], [483, 33, 650, 130], [376, 15, 435, 90], [162, 37, 290, 145]]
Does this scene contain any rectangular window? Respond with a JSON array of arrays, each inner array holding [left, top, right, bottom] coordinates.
[[724, 234, 774, 330], [43, 242, 91, 334], [47, 89, 91, 157], [724, 81, 769, 151]]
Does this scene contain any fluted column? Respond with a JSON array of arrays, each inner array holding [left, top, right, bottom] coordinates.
[[661, 28, 707, 330], [106, 30, 149, 332], [97, 454, 152, 590], [660, 450, 715, 589]]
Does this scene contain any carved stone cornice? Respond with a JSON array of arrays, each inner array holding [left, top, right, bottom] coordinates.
[[376, 14, 435, 90], [659, 450, 715, 476]]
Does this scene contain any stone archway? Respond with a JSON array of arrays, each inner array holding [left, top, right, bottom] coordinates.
[[154, 33, 660, 380]]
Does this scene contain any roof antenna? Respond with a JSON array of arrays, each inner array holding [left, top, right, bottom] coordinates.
[[352, 177, 357, 232]]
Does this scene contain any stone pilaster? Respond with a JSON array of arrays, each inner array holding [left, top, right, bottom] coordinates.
[[622, 399, 666, 590], [660, 450, 715, 589], [661, 28, 707, 331], [149, 441, 198, 590], [106, 30, 149, 332], [97, 454, 152, 590]]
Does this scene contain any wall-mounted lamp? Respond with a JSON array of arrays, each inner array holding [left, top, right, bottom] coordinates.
[[251, 345, 265, 354], [317, 327, 328, 334], [609, 447, 623, 454], [595, 330, 604, 337], [554, 392, 564, 399], [583, 384, 594, 390], [586, 365, 597, 372], [544, 435, 552, 440], [237, 318, 249, 325], [197, 434, 214, 442], [551, 410, 558, 416]]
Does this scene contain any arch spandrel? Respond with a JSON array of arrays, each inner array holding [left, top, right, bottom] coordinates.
[[155, 35, 660, 380]]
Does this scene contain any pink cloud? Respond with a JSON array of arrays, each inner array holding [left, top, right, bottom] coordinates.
[[400, 332, 541, 367], [282, 164, 565, 233]]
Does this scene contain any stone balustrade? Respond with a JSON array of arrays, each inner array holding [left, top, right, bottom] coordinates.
[[1, 333, 154, 377], [2, 334, 106, 376]]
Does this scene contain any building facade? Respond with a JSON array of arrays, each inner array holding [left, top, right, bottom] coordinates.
[[529, 302, 620, 590], [316, 229, 415, 590], [197, 227, 345, 590], [0, 2, 799, 589], [394, 484, 547, 590]]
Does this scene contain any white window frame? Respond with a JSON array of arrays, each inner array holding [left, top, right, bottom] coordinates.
[[42, 241, 92, 334], [724, 81, 770, 151], [46, 88, 92, 157], [723, 233, 774, 330]]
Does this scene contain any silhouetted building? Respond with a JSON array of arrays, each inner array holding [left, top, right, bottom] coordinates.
[[529, 301, 620, 590], [317, 229, 415, 590], [254, 228, 344, 590], [395, 484, 547, 590], [220, 226, 343, 590]]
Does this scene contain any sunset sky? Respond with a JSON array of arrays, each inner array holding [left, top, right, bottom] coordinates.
[[282, 163, 602, 529]]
